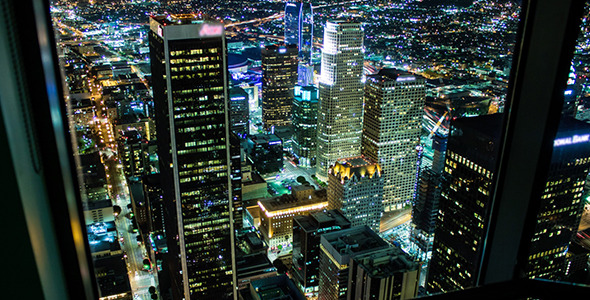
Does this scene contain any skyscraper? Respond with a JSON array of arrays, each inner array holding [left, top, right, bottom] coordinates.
[[426, 115, 590, 294], [411, 135, 447, 261], [229, 87, 250, 136], [292, 85, 318, 167], [425, 115, 502, 293], [316, 21, 364, 181], [327, 156, 383, 233], [284, 0, 314, 63], [261, 43, 298, 131], [149, 15, 237, 299], [525, 117, 590, 279], [362, 69, 426, 211]]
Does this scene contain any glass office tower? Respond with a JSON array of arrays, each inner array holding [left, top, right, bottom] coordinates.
[[362, 69, 426, 211], [427, 114, 590, 293], [292, 85, 318, 168], [261, 43, 298, 131], [315, 21, 364, 181], [149, 15, 237, 300]]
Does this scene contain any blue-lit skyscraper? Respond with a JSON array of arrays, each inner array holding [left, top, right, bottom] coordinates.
[[284, 0, 313, 63], [292, 85, 318, 168]]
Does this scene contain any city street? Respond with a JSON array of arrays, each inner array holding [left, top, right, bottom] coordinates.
[[380, 208, 412, 234], [104, 153, 158, 300]]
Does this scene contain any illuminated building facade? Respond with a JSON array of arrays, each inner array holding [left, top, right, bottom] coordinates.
[[427, 115, 590, 294], [117, 130, 156, 179], [362, 69, 426, 211], [284, 0, 313, 62], [149, 15, 237, 299], [230, 132, 243, 230], [316, 21, 364, 181], [257, 186, 328, 252], [426, 115, 502, 294], [327, 156, 383, 233], [317, 226, 389, 300], [292, 85, 318, 168], [261, 44, 298, 131], [229, 87, 250, 136], [292, 210, 351, 297], [525, 117, 590, 279]]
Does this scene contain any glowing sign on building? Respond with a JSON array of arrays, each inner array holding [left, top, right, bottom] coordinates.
[[554, 134, 590, 147], [396, 76, 416, 82], [199, 23, 223, 37]]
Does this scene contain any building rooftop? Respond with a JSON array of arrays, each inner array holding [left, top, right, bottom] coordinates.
[[249, 275, 306, 300], [237, 253, 275, 279], [330, 155, 382, 181], [258, 191, 327, 218], [248, 134, 282, 145], [83, 199, 112, 211], [262, 43, 297, 54], [93, 255, 131, 298], [294, 209, 351, 233], [87, 222, 119, 254], [149, 14, 224, 40], [451, 113, 503, 145], [353, 246, 420, 278], [320, 226, 389, 265], [150, 14, 208, 26]]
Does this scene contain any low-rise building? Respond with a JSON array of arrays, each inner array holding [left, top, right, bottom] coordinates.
[[257, 186, 328, 253]]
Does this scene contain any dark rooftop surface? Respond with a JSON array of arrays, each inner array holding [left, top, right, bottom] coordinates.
[[354, 246, 419, 278], [321, 226, 389, 257], [294, 209, 351, 232], [249, 275, 306, 300]]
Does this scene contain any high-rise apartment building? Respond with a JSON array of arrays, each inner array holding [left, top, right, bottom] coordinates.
[[316, 21, 364, 181], [362, 69, 426, 211], [261, 43, 298, 131], [149, 15, 237, 299], [426, 115, 590, 294], [327, 156, 383, 232], [292, 210, 351, 297], [292, 85, 318, 168]]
